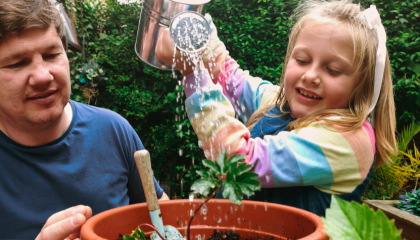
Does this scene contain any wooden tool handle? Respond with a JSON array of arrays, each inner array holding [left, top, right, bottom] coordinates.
[[134, 150, 160, 211]]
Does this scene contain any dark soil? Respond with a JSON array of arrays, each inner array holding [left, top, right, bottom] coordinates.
[[118, 230, 279, 240], [208, 230, 275, 240]]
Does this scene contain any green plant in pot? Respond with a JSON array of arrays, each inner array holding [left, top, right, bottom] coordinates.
[[122, 150, 261, 240]]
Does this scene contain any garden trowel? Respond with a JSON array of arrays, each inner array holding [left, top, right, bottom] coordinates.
[[134, 150, 184, 240]]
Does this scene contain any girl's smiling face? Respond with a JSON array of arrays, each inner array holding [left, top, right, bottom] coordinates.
[[284, 21, 360, 118]]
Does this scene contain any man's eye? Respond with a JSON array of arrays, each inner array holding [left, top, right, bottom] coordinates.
[[45, 53, 60, 60], [6, 61, 25, 69]]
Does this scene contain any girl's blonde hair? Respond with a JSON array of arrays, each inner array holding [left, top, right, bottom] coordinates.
[[247, 0, 397, 167]]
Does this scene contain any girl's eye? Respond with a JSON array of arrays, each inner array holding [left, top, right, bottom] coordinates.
[[296, 59, 308, 64], [327, 68, 342, 75]]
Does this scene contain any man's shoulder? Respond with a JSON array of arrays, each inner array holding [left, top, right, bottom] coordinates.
[[71, 100, 126, 120], [70, 100, 131, 129]]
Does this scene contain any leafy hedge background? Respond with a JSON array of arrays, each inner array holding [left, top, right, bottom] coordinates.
[[63, 0, 420, 198]]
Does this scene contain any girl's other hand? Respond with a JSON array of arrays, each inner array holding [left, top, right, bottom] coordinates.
[[155, 28, 227, 80]]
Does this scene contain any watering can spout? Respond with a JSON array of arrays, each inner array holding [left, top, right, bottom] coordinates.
[[134, 0, 211, 70]]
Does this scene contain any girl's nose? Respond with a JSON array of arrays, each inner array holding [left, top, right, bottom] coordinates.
[[302, 65, 321, 85], [28, 57, 53, 87]]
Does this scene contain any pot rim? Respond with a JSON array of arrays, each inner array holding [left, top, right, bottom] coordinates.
[[81, 199, 327, 240]]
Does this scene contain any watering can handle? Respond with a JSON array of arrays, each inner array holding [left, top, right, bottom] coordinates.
[[134, 150, 160, 211]]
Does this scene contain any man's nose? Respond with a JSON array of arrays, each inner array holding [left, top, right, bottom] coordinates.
[[28, 57, 53, 86]]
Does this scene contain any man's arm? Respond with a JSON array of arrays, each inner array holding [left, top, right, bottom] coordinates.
[[158, 192, 170, 201]]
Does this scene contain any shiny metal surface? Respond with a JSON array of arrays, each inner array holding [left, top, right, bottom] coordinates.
[[169, 11, 209, 53], [135, 0, 210, 70]]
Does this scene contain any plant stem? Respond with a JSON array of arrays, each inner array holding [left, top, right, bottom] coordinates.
[[138, 223, 166, 240], [186, 186, 222, 240]]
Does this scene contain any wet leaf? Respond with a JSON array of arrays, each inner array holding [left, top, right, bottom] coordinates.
[[217, 150, 227, 173], [203, 159, 221, 174], [191, 179, 216, 196], [222, 181, 243, 205], [322, 196, 402, 240]]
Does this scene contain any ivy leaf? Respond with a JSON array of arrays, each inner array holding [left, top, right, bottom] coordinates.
[[222, 181, 243, 205], [322, 196, 402, 240], [191, 179, 216, 196], [166, 92, 176, 100]]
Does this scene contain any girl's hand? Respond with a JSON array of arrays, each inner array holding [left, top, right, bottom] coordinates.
[[155, 27, 227, 80]]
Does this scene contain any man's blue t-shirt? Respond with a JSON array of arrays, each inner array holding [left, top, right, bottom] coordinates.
[[0, 100, 163, 239]]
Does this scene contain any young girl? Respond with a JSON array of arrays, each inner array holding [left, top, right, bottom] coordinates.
[[156, 0, 397, 216]]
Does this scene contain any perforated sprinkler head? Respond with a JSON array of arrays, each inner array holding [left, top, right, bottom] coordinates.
[[169, 11, 210, 53]]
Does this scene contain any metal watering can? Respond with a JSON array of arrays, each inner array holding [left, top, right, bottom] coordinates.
[[135, 0, 211, 70]]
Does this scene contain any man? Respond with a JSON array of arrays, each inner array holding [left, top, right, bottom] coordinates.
[[0, 0, 169, 239]]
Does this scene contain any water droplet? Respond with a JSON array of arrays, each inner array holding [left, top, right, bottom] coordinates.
[[217, 218, 222, 223], [264, 202, 268, 211], [179, 149, 183, 156], [190, 209, 194, 217], [265, 175, 271, 183], [238, 218, 241, 224], [201, 203, 208, 215], [189, 194, 194, 202]]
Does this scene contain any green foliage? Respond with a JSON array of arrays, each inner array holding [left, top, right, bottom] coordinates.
[[322, 196, 402, 240], [66, 0, 205, 194], [397, 189, 420, 216], [363, 0, 420, 128], [207, 0, 298, 83], [191, 150, 261, 205], [364, 122, 420, 200], [122, 226, 146, 240], [65, 0, 420, 193]]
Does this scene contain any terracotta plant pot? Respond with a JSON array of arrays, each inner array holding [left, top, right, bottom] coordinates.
[[80, 199, 328, 240]]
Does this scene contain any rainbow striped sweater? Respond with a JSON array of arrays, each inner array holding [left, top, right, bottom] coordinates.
[[183, 58, 375, 214]]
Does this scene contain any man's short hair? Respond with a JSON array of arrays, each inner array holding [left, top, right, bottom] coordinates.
[[0, 0, 67, 49]]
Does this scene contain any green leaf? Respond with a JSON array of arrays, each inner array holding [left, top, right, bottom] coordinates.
[[236, 178, 261, 192], [196, 169, 210, 178], [123, 235, 135, 240], [322, 196, 402, 240], [232, 162, 253, 176], [191, 179, 216, 197], [222, 181, 243, 205], [202, 159, 221, 174], [223, 154, 247, 172], [216, 150, 227, 173], [235, 172, 260, 182]]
